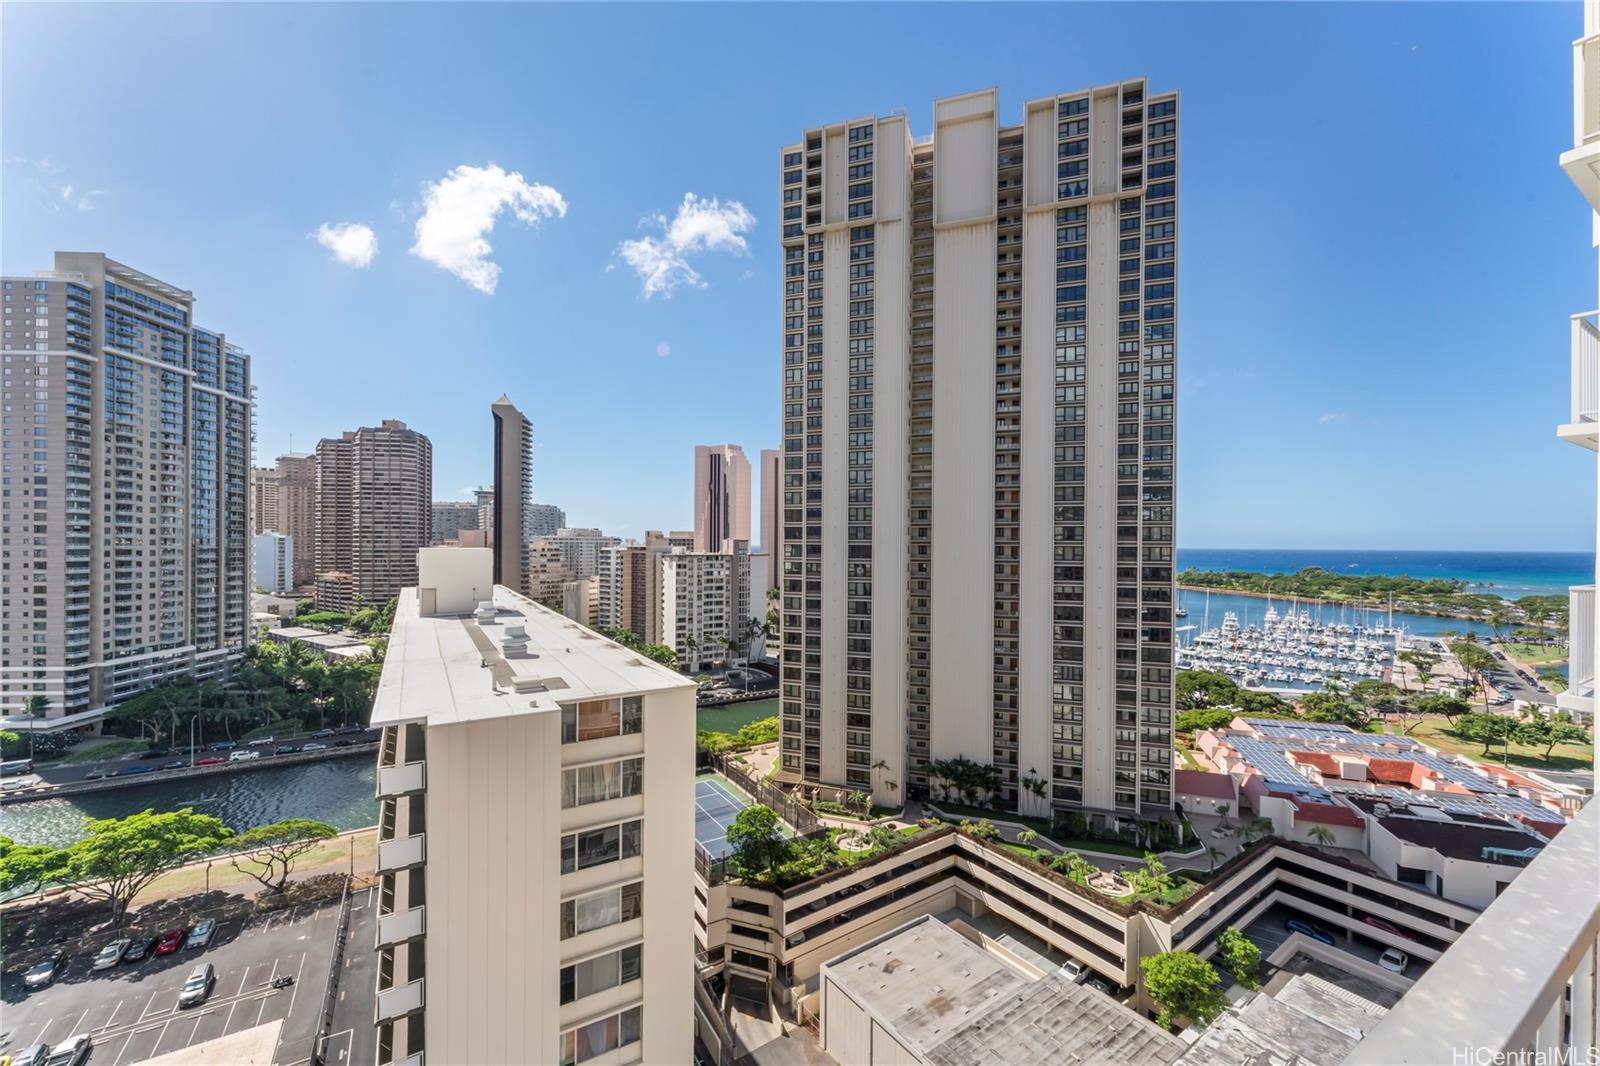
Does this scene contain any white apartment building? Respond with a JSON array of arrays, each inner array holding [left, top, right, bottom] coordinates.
[[660, 542, 751, 674], [252, 532, 294, 595], [778, 83, 1178, 818], [0, 253, 252, 721], [370, 547, 696, 1066], [551, 527, 622, 582]]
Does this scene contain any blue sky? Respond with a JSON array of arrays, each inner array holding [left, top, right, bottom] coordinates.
[[3, 2, 1592, 551]]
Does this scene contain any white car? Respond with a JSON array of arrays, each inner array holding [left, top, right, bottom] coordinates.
[[187, 918, 217, 948], [93, 938, 132, 970], [301, 741, 327, 751], [1378, 947, 1410, 974], [228, 749, 261, 762], [1058, 958, 1085, 982]]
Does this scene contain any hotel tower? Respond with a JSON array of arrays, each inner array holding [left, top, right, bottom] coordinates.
[[776, 82, 1179, 821]]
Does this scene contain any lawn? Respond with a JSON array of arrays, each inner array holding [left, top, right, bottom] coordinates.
[[925, 800, 1150, 857], [1500, 643, 1568, 665], [1408, 717, 1593, 774]]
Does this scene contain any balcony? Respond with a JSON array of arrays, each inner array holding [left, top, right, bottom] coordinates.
[[1561, 585, 1595, 718], [377, 833, 426, 872], [377, 761, 426, 798], [1346, 797, 1599, 1064], [1562, 312, 1600, 451], [377, 905, 426, 946], [1561, 32, 1600, 212], [376, 977, 425, 1022]]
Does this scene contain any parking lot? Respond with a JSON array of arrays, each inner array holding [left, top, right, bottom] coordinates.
[[1, 895, 369, 1066], [1244, 904, 1429, 981]]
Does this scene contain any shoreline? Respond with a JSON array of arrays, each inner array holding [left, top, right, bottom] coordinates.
[[1177, 584, 1497, 624]]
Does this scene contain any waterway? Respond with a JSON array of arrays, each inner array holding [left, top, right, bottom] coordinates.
[[1176, 588, 1496, 640], [2, 757, 379, 849]]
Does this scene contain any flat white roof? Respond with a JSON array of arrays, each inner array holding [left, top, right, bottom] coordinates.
[[370, 584, 693, 728]]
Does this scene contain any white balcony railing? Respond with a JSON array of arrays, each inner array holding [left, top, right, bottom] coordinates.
[[1561, 585, 1596, 718], [376, 977, 425, 1022], [377, 833, 426, 872], [1572, 314, 1600, 426], [377, 904, 426, 946], [1346, 797, 1600, 1064], [377, 761, 426, 798], [1564, 31, 1600, 211]]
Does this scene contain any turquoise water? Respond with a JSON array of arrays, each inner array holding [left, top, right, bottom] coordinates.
[[1177, 588, 1494, 640], [1178, 549, 1590, 600]]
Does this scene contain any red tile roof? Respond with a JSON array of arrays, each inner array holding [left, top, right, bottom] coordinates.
[[1175, 769, 1236, 799]]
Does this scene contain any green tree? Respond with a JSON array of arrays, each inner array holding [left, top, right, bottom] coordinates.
[[1306, 825, 1337, 850], [1141, 950, 1227, 1029], [1455, 712, 1517, 755], [227, 819, 338, 893], [1514, 713, 1591, 759], [1451, 642, 1498, 707], [726, 805, 788, 880], [1300, 690, 1366, 729], [58, 808, 230, 924], [1176, 670, 1240, 711], [1129, 852, 1174, 897], [1016, 829, 1038, 849], [0, 835, 67, 895], [1216, 927, 1262, 990], [1412, 692, 1470, 725]]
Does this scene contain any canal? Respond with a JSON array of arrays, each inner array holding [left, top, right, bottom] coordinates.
[[2, 756, 379, 849]]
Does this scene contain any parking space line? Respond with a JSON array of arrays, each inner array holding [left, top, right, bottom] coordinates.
[[108, 1031, 137, 1066], [137, 987, 163, 1022], [236, 963, 252, 997], [254, 958, 279, 1029], [99, 998, 126, 1031], [30, 1017, 55, 1046], [282, 951, 307, 1031], [65, 1008, 90, 1037]]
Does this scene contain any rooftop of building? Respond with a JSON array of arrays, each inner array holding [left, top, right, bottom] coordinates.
[[821, 915, 1185, 1066], [371, 583, 692, 729], [1178, 972, 1388, 1066]]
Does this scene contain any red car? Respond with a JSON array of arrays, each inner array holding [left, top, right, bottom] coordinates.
[[1362, 916, 1419, 941], [194, 756, 226, 767], [154, 928, 186, 955]]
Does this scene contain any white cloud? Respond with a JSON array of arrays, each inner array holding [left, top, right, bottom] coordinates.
[[1317, 412, 1348, 424], [616, 193, 755, 298], [410, 163, 566, 294], [12, 158, 103, 211], [315, 222, 378, 268]]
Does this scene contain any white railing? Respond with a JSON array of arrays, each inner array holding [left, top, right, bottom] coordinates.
[[377, 833, 425, 872], [1347, 797, 1600, 1064], [376, 977, 425, 1022], [1577, 32, 1600, 148], [1565, 586, 1596, 717], [1572, 313, 1600, 425], [377, 761, 426, 797], [377, 904, 426, 946]]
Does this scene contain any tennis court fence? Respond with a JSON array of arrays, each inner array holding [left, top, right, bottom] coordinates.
[[711, 753, 820, 835]]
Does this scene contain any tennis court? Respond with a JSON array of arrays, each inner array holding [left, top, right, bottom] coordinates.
[[695, 774, 757, 859]]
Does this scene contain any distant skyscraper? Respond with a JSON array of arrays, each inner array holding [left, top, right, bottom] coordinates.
[[527, 502, 565, 538], [491, 394, 533, 593], [693, 443, 751, 553], [0, 253, 252, 720], [759, 448, 780, 557], [777, 83, 1178, 817], [430, 500, 479, 545], [314, 420, 432, 610], [255, 453, 315, 586]]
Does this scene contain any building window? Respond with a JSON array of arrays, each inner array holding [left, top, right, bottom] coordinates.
[[560, 819, 644, 874], [558, 1006, 642, 1065], [561, 882, 643, 939], [561, 698, 643, 743], [560, 944, 643, 1004]]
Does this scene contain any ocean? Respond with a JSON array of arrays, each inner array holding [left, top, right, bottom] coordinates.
[[1177, 549, 1592, 601]]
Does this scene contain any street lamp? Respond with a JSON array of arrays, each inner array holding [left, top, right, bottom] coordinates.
[[190, 716, 198, 767]]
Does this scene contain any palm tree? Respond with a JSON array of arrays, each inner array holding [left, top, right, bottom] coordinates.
[[1306, 825, 1337, 851], [1215, 802, 1232, 828], [1017, 829, 1038, 850], [1206, 845, 1226, 874]]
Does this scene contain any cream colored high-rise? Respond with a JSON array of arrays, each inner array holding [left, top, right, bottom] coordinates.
[[0, 253, 252, 721], [370, 548, 695, 1066], [254, 452, 315, 587], [692, 443, 750, 552], [778, 83, 1178, 820]]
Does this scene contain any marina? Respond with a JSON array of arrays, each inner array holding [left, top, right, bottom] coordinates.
[[1177, 602, 1395, 693]]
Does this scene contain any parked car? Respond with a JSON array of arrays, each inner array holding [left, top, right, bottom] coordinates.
[[336, 724, 365, 735], [177, 963, 216, 1008], [228, 750, 261, 762], [10, 1044, 51, 1066], [139, 748, 173, 760], [310, 729, 336, 739], [161, 760, 187, 770], [83, 768, 118, 780], [301, 742, 328, 751], [209, 740, 238, 752], [154, 928, 186, 955], [187, 918, 216, 949], [1378, 947, 1410, 974], [123, 936, 156, 962], [44, 1035, 92, 1066], [275, 744, 301, 755], [93, 938, 132, 971], [120, 765, 156, 776], [332, 739, 356, 748], [194, 756, 226, 766], [1284, 918, 1335, 945], [1057, 958, 1085, 982], [247, 736, 275, 746], [23, 951, 66, 989]]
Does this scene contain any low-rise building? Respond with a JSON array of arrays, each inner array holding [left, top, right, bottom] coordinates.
[[369, 547, 696, 1066], [262, 626, 373, 662]]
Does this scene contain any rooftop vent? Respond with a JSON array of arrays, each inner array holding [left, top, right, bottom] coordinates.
[[504, 623, 527, 640]]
